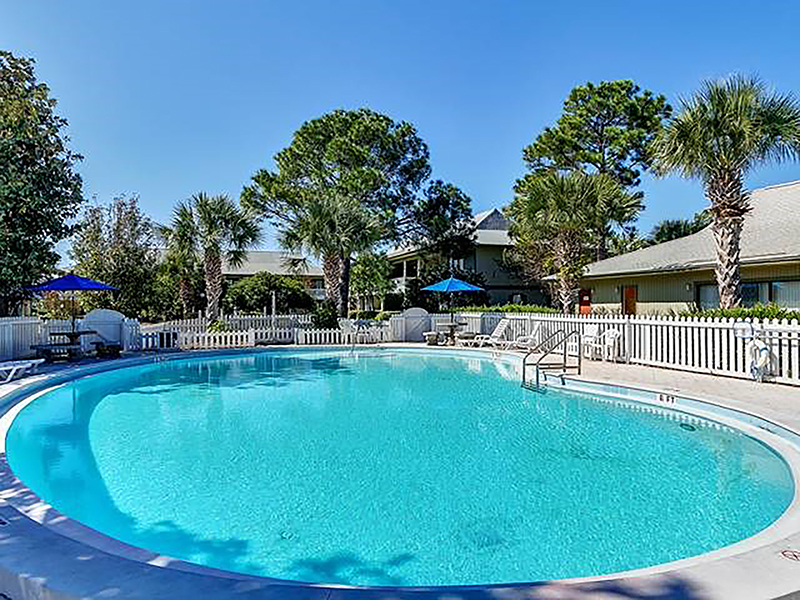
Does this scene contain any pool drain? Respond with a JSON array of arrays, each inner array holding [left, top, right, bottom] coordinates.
[[679, 423, 697, 432]]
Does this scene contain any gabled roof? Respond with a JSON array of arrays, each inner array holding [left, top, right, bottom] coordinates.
[[223, 251, 323, 277], [474, 208, 510, 231], [582, 180, 800, 279], [387, 207, 511, 259]]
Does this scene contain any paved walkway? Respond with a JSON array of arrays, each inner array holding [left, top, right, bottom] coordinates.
[[577, 360, 800, 432]]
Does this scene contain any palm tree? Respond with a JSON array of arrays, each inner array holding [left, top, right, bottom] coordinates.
[[275, 195, 383, 316], [653, 76, 800, 308], [162, 193, 261, 321], [159, 203, 199, 318], [648, 210, 710, 245], [509, 171, 634, 313], [589, 185, 644, 260]]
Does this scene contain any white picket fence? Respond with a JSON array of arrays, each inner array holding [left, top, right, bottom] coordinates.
[[5, 308, 795, 386], [424, 312, 800, 385], [142, 313, 313, 334], [296, 325, 391, 346]]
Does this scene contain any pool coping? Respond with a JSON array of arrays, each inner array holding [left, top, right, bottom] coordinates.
[[0, 346, 799, 599]]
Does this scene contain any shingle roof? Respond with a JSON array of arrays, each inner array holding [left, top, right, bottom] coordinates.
[[582, 180, 800, 279], [223, 251, 323, 277]]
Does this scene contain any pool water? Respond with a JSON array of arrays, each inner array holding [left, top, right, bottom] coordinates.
[[5, 349, 794, 586]]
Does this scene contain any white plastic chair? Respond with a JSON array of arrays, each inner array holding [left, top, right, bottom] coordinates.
[[585, 329, 622, 361]]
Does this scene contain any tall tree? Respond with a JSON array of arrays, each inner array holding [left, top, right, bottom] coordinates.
[[523, 80, 671, 259], [70, 195, 159, 319], [406, 180, 476, 261], [0, 51, 84, 314], [223, 271, 313, 314], [162, 193, 261, 321], [159, 202, 204, 318], [653, 75, 800, 308], [242, 108, 431, 316], [508, 171, 633, 313], [350, 251, 395, 311]]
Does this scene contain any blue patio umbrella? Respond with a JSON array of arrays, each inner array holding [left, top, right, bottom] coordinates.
[[27, 274, 117, 330], [422, 276, 484, 293], [27, 273, 117, 293], [422, 276, 484, 320]]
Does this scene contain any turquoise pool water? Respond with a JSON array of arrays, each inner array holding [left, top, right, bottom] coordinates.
[[5, 349, 794, 586]]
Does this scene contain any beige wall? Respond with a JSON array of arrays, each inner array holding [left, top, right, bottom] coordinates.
[[582, 262, 800, 315]]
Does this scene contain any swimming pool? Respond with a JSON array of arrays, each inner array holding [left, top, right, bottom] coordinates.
[[4, 348, 795, 587]]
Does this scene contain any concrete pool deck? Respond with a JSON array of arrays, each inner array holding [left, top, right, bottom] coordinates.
[[0, 347, 798, 599]]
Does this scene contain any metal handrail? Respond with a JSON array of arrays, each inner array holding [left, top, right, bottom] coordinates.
[[521, 329, 581, 389]]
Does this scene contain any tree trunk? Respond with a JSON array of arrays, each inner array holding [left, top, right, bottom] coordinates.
[[204, 249, 223, 321], [554, 233, 580, 313], [322, 253, 343, 313], [557, 274, 579, 314], [711, 216, 744, 309], [706, 173, 749, 309], [178, 277, 193, 318], [339, 255, 351, 317]]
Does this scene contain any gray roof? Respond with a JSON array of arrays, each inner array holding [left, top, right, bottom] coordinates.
[[387, 207, 511, 258], [473, 208, 510, 231], [583, 180, 800, 279], [223, 251, 323, 277]]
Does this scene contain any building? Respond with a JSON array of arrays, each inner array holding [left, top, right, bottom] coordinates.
[[577, 181, 800, 315], [387, 208, 544, 304], [223, 251, 326, 301]]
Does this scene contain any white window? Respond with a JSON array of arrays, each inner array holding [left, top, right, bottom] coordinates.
[[698, 284, 720, 309], [697, 281, 769, 309], [773, 281, 800, 309]]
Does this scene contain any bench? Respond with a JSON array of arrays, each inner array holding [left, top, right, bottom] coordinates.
[[91, 341, 122, 358], [31, 343, 82, 362]]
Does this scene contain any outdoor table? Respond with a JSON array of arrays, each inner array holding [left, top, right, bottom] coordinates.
[[437, 321, 467, 346], [47, 330, 97, 359], [49, 330, 97, 345]]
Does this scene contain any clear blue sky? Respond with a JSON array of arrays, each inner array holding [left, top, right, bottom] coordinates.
[[3, 0, 800, 249]]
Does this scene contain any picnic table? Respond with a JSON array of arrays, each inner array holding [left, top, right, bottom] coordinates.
[[31, 330, 97, 361], [436, 321, 467, 346], [49, 329, 96, 345]]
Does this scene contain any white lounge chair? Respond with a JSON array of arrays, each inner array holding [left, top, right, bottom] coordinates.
[[461, 319, 512, 349], [0, 359, 45, 383], [585, 328, 622, 361]]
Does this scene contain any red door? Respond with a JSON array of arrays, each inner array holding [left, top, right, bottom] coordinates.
[[622, 286, 638, 315], [579, 288, 592, 315]]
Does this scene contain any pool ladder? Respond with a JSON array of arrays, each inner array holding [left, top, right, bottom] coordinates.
[[521, 329, 581, 391]]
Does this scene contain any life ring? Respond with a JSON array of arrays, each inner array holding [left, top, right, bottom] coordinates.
[[746, 339, 770, 381]]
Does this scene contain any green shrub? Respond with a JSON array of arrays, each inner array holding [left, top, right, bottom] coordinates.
[[375, 310, 397, 321], [349, 310, 379, 320], [207, 319, 228, 332], [453, 303, 559, 314], [311, 300, 339, 329], [680, 302, 800, 321], [223, 271, 314, 314]]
